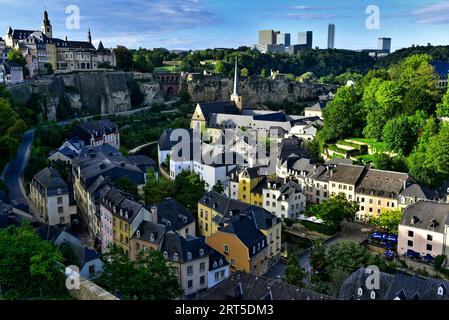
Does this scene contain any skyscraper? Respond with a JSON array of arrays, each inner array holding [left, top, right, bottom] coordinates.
[[297, 31, 313, 49], [258, 30, 280, 45], [276, 33, 291, 46], [327, 24, 335, 49], [378, 37, 392, 53]]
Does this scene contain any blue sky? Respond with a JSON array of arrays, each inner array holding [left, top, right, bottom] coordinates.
[[1, 0, 449, 51]]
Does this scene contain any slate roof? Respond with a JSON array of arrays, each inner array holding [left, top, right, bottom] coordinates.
[[158, 128, 194, 151], [330, 164, 365, 185], [101, 188, 143, 223], [160, 231, 210, 263], [340, 268, 449, 300], [278, 137, 308, 163], [400, 200, 449, 234], [133, 220, 166, 244], [125, 155, 156, 172], [209, 250, 229, 271], [253, 112, 287, 122], [400, 183, 435, 200], [151, 198, 195, 232], [430, 60, 449, 78], [199, 191, 250, 218], [197, 101, 240, 120], [277, 181, 303, 201], [245, 205, 280, 231], [200, 272, 333, 300], [219, 214, 267, 256], [304, 101, 328, 112], [356, 169, 409, 197], [66, 40, 96, 50], [72, 246, 102, 268], [10, 29, 34, 40], [33, 167, 69, 196], [74, 119, 118, 143], [36, 224, 67, 242]]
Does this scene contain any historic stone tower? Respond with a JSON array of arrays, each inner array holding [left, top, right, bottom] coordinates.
[[41, 10, 52, 38], [230, 58, 243, 111]]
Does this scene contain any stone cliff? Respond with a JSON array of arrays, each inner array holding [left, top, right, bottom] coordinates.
[[7, 71, 164, 120], [186, 74, 336, 107]]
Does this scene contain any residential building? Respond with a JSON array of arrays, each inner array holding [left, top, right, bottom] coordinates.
[[378, 37, 392, 53], [29, 167, 77, 226], [229, 166, 266, 206], [206, 213, 269, 276], [72, 144, 146, 236], [340, 267, 449, 300], [148, 198, 196, 238], [207, 251, 230, 288], [430, 60, 449, 90], [72, 246, 104, 279], [73, 119, 120, 149], [398, 200, 449, 260], [3, 62, 23, 85], [100, 188, 151, 254], [304, 101, 328, 119], [297, 31, 313, 49], [129, 220, 166, 260], [36, 224, 82, 247], [355, 169, 410, 221], [160, 231, 211, 298], [201, 272, 333, 300], [48, 138, 85, 165], [328, 24, 335, 49], [263, 180, 306, 220]]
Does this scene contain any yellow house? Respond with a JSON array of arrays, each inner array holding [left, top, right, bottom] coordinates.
[[230, 167, 267, 207], [198, 191, 282, 267], [206, 213, 269, 276]]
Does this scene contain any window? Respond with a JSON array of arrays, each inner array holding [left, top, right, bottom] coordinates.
[[408, 240, 413, 247], [200, 276, 205, 286], [58, 207, 64, 214], [57, 197, 63, 204], [428, 234, 433, 241], [408, 231, 414, 237], [89, 265, 95, 274], [200, 262, 205, 272], [187, 266, 193, 276], [224, 244, 229, 253], [60, 217, 65, 224], [427, 244, 433, 251], [187, 280, 193, 289], [231, 259, 236, 267]]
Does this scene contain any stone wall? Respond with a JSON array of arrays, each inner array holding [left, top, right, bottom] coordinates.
[[7, 71, 164, 120], [186, 74, 336, 107], [67, 276, 119, 300]]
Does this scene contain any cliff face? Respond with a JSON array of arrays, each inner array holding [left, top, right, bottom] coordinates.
[[7, 71, 164, 120], [186, 74, 336, 107]]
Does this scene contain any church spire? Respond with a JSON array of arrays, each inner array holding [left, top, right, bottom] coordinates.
[[232, 57, 239, 96], [230, 57, 243, 111], [88, 28, 92, 44]]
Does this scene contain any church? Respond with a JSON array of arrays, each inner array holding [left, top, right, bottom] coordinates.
[[4, 10, 115, 76], [190, 59, 318, 140]]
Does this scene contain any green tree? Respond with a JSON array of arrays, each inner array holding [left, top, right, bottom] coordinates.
[[306, 139, 322, 162], [368, 209, 403, 233], [44, 63, 54, 75], [261, 68, 267, 78], [437, 88, 449, 118], [212, 180, 224, 194], [306, 194, 358, 230], [96, 245, 182, 300], [284, 255, 306, 287], [7, 48, 26, 68], [174, 170, 205, 210], [309, 241, 327, 275], [115, 177, 139, 199], [0, 222, 66, 299], [59, 243, 79, 267], [322, 86, 364, 141], [240, 67, 249, 77], [114, 46, 133, 71], [434, 255, 446, 273], [214, 60, 225, 74]]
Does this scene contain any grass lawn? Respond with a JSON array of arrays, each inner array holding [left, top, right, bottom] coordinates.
[[154, 65, 179, 72], [349, 137, 387, 153]]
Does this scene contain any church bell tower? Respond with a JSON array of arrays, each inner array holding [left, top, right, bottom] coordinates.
[[230, 58, 243, 111], [41, 10, 53, 38]]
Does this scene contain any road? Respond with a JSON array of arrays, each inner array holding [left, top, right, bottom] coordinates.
[[2, 129, 36, 211]]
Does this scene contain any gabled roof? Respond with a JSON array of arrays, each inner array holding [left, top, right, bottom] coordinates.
[[160, 231, 209, 263], [401, 200, 449, 234], [219, 214, 267, 256], [151, 198, 195, 231], [278, 137, 308, 163], [101, 188, 143, 223], [200, 272, 333, 300], [356, 169, 409, 197], [33, 167, 69, 196], [66, 40, 96, 50], [197, 101, 240, 120], [133, 220, 166, 244]]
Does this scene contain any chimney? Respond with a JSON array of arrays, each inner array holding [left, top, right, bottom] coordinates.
[[151, 206, 158, 224]]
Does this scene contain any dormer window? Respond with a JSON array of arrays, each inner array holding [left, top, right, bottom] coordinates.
[[357, 287, 363, 296], [410, 216, 419, 225], [219, 259, 223, 266], [187, 252, 192, 260], [136, 230, 140, 238], [150, 234, 155, 241], [163, 251, 168, 259], [173, 253, 179, 261], [438, 284, 446, 296], [213, 261, 217, 268], [199, 249, 204, 256], [183, 216, 188, 223], [429, 219, 439, 229], [370, 291, 376, 299]]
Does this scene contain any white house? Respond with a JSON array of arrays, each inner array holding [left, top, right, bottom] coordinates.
[[263, 180, 306, 220], [207, 251, 230, 288]]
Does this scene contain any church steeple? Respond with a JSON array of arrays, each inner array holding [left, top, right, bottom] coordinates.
[[41, 10, 52, 38], [230, 57, 243, 111], [88, 28, 92, 44]]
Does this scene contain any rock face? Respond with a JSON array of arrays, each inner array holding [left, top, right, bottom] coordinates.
[[7, 71, 164, 120], [186, 74, 336, 107]]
